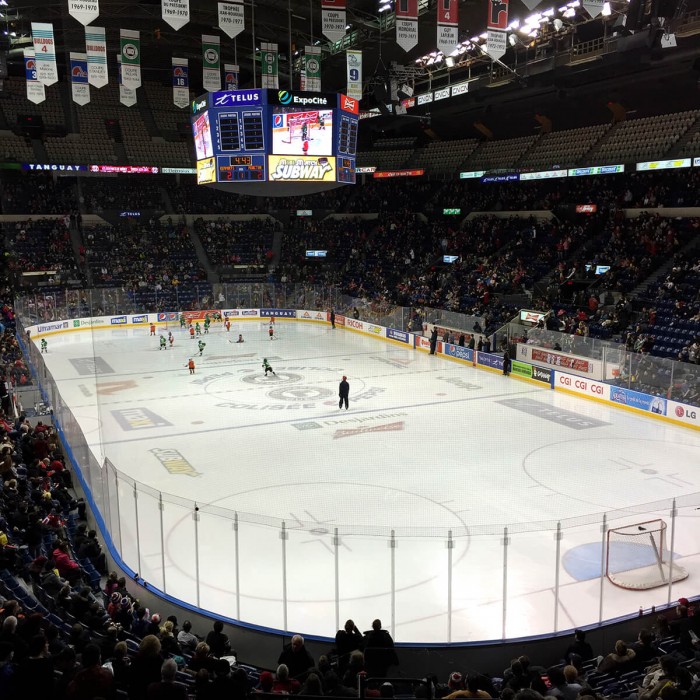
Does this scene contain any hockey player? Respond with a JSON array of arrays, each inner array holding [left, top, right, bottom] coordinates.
[[269, 315, 275, 325], [225, 319, 231, 332], [40, 338, 48, 354], [262, 358, 276, 376], [168, 332, 174, 348], [236, 334, 244, 343], [159, 335, 167, 350], [189, 325, 195, 340], [150, 323, 156, 336], [269, 324, 275, 340], [198, 340, 206, 357], [195, 322, 201, 336], [187, 358, 195, 375], [204, 318, 210, 334], [179, 314, 186, 328]]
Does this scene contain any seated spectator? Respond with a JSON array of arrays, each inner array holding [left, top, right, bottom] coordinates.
[[159, 620, 182, 657], [324, 670, 356, 697], [130, 635, 164, 700], [177, 620, 199, 653], [205, 619, 232, 659], [278, 634, 315, 681], [445, 674, 492, 698], [146, 658, 188, 700], [187, 641, 217, 675], [343, 650, 366, 689], [597, 640, 636, 674], [14, 634, 53, 696], [67, 642, 115, 700], [564, 630, 594, 663], [52, 540, 83, 585], [108, 640, 131, 691], [300, 672, 324, 696], [274, 663, 302, 694], [631, 628, 660, 668]]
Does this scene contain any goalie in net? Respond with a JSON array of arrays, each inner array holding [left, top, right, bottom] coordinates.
[[282, 113, 318, 144], [606, 519, 688, 590]]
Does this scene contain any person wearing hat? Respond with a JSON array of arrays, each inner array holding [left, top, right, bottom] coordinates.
[[339, 376, 350, 410]]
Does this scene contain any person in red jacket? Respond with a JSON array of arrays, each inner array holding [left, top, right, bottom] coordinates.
[[52, 540, 83, 585]]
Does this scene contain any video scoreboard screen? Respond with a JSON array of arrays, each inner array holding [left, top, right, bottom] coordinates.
[[192, 89, 359, 188]]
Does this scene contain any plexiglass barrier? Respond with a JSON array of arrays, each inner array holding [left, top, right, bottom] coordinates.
[[14, 298, 700, 643]]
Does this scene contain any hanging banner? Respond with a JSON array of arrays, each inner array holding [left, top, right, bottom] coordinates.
[[436, 0, 459, 55], [69, 0, 99, 25], [487, 0, 509, 29], [70, 52, 90, 106], [346, 49, 362, 100], [118, 54, 137, 107], [301, 46, 321, 92], [260, 42, 279, 89], [202, 35, 221, 92], [85, 26, 108, 88], [24, 49, 45, 105], [582, 0, 604, 17], [395, 0, 419, 52], [162, 0, 190, 30], [224, 63, 239, 90], [322, 0, 346, 42], [486, 30, 507, 59], [120, 29, 141, 89], [31, 23, 58, 86], [172, 57, 189, 108], [218, 1, 245, 39]]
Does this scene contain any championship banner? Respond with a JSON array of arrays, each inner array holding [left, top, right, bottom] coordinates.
[[260, 42, 279, 89], [69, 0, 99, 25], [70, 52, 90, 106], [395, 0, 418, 52], [162, 0, 190, 30], [436, 0, 459, 55], [172, 57, 189, 109], [582, 0, 604, 17], [346, 49, 362, 100], [202, 35, 221, 92], [301, 46, 321, 92], [224, 63, 239, 90], [117, 54, 137, 107], [24, 49, 45, 105], [31, 23, 58, 86], [120, 29, 141, 90], [486, 30, 507, 59], [218, 1, 245, 39], [85, 26, 108, 88], [322, 0, 346, 42]]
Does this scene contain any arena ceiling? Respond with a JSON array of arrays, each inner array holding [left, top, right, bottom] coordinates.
[[2, 0, 700, 139]]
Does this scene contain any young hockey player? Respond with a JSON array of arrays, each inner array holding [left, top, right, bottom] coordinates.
[[262, 358, 276, 376], [179, 314, 186, 328], [150, 323, 156, 336], [189, 325, 195, 340], [41, 338, 48, 354], [168, 332, 174, 348], [236, 334, 244, 343], [198, 340, 206, 357], [159, 335, 167, 350], [195, 322, 202, 336], [187, 358, 195, 375], [204, 318, 210, 334], [269, 324, 275, 340], [225, 319, 231, 332]]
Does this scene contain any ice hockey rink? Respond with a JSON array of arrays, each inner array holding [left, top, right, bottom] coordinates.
[[33, 320, 700, 643]]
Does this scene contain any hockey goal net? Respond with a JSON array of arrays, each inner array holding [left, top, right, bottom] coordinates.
[[606, 519, 688, 590], [281, 116, 315, 143]]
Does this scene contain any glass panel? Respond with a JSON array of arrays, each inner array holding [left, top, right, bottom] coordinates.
[[117, 476, 139, 576], [236, 520, 284, 630], [135, 485, 165, 593], [106, 461, 122, 556], [161, 495, 198, 607]]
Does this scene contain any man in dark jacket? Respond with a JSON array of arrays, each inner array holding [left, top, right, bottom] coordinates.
[[278, 634, 314, 681], [363, 619, 398, 679], [429, 327, 438, 355], [339, 376, 350, 410]]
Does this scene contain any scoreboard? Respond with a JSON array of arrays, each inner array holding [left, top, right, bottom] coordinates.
[[191, 89, 359, 193]]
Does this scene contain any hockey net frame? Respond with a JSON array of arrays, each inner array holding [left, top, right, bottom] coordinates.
[[281, 119, 314, 144], [606, 518, 688, 590]]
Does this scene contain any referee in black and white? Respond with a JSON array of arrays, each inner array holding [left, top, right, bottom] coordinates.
[[339, 375, 349, 410]]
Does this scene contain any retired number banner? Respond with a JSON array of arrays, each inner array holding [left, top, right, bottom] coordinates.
[[31, 23, 58, 86], [486, 0, 508, 59], [301, 46, 321, 92], [162, 0, 190, 30], [260, 42, 279, 89], [436, 0, 459, 55], [25, 48, 45, 105], [172, 58, 189, 108], [346, 50, 362, 100], [224, 64, 239, 90]]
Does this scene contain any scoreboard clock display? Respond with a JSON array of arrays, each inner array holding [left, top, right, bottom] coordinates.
[[191, 89, 359, 195]]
